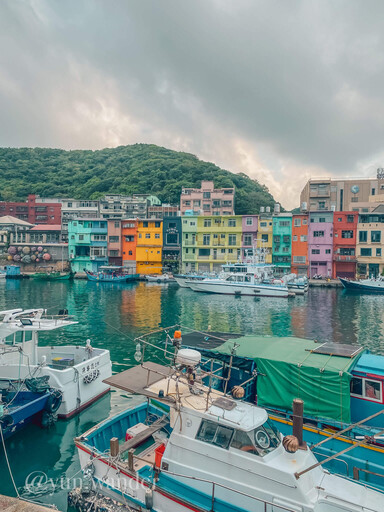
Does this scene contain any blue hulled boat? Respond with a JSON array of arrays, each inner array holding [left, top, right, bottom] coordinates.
[[340, 277, 384, 293], [0, 388, 61, 439], [85, 266, 139, 282]]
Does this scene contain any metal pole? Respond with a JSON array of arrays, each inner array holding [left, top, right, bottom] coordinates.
[[292, 399, 305, 448]]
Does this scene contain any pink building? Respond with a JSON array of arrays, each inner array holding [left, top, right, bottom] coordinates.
[[308, 211, 334, 277], [242, 215, 258, 261], [107, 219, 122, 266], [180, 181, 235, 216]]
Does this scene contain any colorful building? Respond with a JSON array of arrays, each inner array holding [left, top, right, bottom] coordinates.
[[136, 220, 163, 274], [272, 214, 292, 274], [291, 214, 309, 276], [180, 181, 235, 216], [256, 215, 273, 264], [332, 212, 358, 279], [0, 194, 61, 225], [162, 217, 182, 273], [68, 218, 108, 273], [107, 220, 122, 266], [308, 212, 333, 277], [356, 205, 384, 277], [121, 220, 138, 270], [241, 215, 258, 262], [182, 215, 242, 272]]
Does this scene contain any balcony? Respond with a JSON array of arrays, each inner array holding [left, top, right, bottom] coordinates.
[[333, 255, 357, 262], [309, 188, 331, 198], [183, 241, 196, 246]]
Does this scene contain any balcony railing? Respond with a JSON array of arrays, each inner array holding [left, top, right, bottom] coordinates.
[[333, 255, 357, 262], [309, 189, 331, 197]]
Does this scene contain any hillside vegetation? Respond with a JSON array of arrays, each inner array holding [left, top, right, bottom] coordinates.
[[0, 144, 278, 214]]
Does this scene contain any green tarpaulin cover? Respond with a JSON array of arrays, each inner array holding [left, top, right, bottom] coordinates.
[[210, 336, 358, 423]]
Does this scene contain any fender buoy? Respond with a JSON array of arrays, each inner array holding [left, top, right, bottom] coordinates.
[[0, 414, 14, 431], [45, 390, 62, 413]]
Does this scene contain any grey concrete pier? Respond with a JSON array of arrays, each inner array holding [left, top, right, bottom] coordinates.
[[0, 495, 56, 511]]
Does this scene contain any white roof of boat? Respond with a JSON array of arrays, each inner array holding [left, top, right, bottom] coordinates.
[[208, 401, 268, 430], [0, 308, 77, 338]]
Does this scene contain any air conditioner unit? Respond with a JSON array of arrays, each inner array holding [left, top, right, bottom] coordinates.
[[91, 256, 96, 260], [69, 254, 74, 259]]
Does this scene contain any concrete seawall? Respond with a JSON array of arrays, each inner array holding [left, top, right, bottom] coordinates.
[[0, 496, 55, 511]]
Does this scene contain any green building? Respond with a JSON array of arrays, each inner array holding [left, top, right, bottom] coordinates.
[[68, 218, 108, 273], [272, 213, 292, 275]]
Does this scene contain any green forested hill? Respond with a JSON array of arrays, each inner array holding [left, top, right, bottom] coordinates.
[[0, 144, 278, 214]]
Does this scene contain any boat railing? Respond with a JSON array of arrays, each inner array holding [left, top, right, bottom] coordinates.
[[311, 450, 349, 476], [158, 468, 298, 512]]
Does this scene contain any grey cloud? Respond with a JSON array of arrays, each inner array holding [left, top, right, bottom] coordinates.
[[1, 0, 384, 206]]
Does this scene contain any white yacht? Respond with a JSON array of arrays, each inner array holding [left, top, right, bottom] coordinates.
[[187, 272, 289, 297], [0, 308, 112, 418], [75, 341, 383, 512]]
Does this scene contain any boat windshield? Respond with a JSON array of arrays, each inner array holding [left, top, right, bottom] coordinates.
[[230, 420, 281, 457]]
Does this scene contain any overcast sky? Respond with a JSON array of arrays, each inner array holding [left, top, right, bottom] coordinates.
[[1, 1, 384, 208]]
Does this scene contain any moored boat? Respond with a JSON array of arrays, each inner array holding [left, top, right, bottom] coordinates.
[[31, 270, 74, 280], [339, 277, 384, 293], [187, 273, 289, 297], [74, 341, 384, 511], [145, 273, 170, 283], [85, 266, 139, 282], [0, 308, 112, 418]]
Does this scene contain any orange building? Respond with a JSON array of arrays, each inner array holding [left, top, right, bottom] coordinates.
[[291, 214, 309, 276], [121, 219, 138, 271], [136, 220, 163, 274]]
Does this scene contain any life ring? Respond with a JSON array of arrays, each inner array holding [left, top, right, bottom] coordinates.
[[45, 390, 62, 413]]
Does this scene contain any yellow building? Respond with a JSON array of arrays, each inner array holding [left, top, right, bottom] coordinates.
[[136, 220, 163, 274], [356, 206, 384, 277], [256, 215, 273, 264]]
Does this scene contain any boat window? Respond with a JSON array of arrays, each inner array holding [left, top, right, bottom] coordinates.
[[196, 420, 234, 449], [351, 376, 382, 402], [231, 420, 281, 457]]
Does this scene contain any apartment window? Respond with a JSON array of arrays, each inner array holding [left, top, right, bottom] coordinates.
[[341, 230, 353, 239], [294, 219, 301, 227], [318, 202, 326, 209], [313, 231, 324, 237], [109, 236, 119, 243], [203, 204, 211, 211], [143, 221, 148, 228], [300, 235, 307, 242], [193, 200, 201, 206], [325, 249, 331, 254], [155, 222, 161, 228], [359, 231, 367, 243], [243, 235, 252, 246], [372, 188, 376, 196], [279, 221, 290, 227], [203, 234, 210, 246], [228, 219, 236, 227], [246, 217, 253, 226], [79, 235, 84, 241], [283, 235, 290, 243], [228, 235, 237, 246], [371, 231, 381, 243], [128, 250, 132, 255], [155, 233, 160, 239], [293, 256, 306, 263], [260, 222, 267, 227], [204, 219, 211, 227], [319, 218, 326, 223], [123, 223, 135, 228], [145, 233, 151, 239], [377, 248, 382, 257], [138, 233, 142, 238], [302, 219, 307, 226], [228, 249, 233, 254], [183, 201, 191, 206], [261, 234, 268, 242], [360, 248, 372, 257], [311, 249, 320, 254], [292, 236, 297, 242], [273, 236, 280, 244], [347, 215, 354, 223], [109, 250, 119, 257], [351, 377, 382, 402], [203, 192, 211, 199], [114, 221, 120, 228], [338, 218, 342, 222], [125, 235, 134, 242]]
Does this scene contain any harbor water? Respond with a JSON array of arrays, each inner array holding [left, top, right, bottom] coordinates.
[[1, 278, 384, 510]]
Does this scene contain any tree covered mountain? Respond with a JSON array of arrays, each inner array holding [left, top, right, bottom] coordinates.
[[0, 144, 278, 214]]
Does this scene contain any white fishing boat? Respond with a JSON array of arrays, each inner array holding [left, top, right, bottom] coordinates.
[[74, 334, 383, 512], [173, 273, 216, 288], [146, 273, 170, 283], [0, 308, 112, 418], [187, 273, 289, 297], [339, 276, 384, 293], [282, 274, 309, 295]]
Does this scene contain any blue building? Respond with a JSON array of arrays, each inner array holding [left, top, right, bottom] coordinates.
[[68, 219, 108, 273]]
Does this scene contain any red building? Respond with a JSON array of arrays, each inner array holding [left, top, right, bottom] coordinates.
[[291, 214, 309, 276], [0, 195, 61, 225], [333, 211, 358, 279]]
